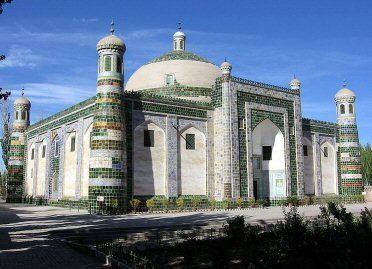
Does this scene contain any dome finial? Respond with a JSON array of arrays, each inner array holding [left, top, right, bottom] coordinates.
[[343, 79, 347, 88], [178, 21, 182, 31], [110, 17, 115, 35], [21, 88, 24, 96]]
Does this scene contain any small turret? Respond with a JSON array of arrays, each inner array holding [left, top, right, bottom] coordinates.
[[13, 92, 31, 132], [173, 22, 186, 51], [220, 60, 232, 82], [290, 76, 301, 91]]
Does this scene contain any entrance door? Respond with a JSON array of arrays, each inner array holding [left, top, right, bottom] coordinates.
[[252, 155, 262, 200]]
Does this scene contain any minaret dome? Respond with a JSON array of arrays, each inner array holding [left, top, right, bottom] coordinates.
[[173, 22, 186, 51]]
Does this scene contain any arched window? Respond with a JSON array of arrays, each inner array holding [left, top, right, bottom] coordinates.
[[116, 56, 122, 73], [174, 41, 177, 50], [21, 111, 26, 120], [16, 111, 19, 120], [180, 40, 184, 50], [349, 104, 354, 114], [340, 104, 345, 114], [104, 55, 112, 71]]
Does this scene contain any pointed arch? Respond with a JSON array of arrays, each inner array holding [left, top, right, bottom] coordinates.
[[36, 139, 47, 196], [302, 136, 315, 195], [133, 120, 166, 196], [252, 119, 286, 198], [178, 125, 207, 195], [26, 142, 36, 195], [63, 131, 77, 198], [320, 141, 337, 194]]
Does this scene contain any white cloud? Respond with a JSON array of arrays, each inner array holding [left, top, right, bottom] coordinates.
[[73, 17, 98, 23], [12, 83, 93, 106], [0, 46, 41, 69]]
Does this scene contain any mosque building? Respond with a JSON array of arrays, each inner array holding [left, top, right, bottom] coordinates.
[[6, 22, 363, 212]]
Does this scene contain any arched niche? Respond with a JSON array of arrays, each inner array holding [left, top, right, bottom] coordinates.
[[63, 131, 77, 198], [26, 142, 35, 195], [36, 139, 47, 196], [302, 137, 315, 195], [133, 121, 166, 196], [320, 141, 337, 194], [252, 119, 286, 198], [178, 125, 207, 195]]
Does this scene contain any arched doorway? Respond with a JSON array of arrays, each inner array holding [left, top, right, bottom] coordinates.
[[252, 119, 286, 199]]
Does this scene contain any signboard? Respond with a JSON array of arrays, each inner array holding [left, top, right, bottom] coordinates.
[[96, 196, 104, 202]]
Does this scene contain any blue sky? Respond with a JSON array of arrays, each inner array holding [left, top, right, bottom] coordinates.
[[0, 0, 371, 149]]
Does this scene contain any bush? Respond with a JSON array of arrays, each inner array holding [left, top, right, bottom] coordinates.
[[146, 198, 156, 212], [223, 198, 233, 209], [209, 199, 217, 210], [257, 198, 270, 207], [286, 196, 300, 206], [191, 196, 202, 210], [247, 197, 256, 207], [176, 198, 185, 211], [129, 198, 141, 212], [236, 197, 244, 208]]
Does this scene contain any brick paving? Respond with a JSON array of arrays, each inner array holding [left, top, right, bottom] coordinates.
[[0, 200, 371, 269]]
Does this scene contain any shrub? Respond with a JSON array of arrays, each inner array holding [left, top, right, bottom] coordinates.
[[247, 198, 256, 207], [161, 198, 169, 208], [224, 215, 245, 241], [191, 196, 202, 210], [223, 198, 233, 209], [257, 199, 270, 207], [286, 196, 300, 206], [302, 196, 313, 205], [146, 198, 156, 212], [176, 198, 185, 211], [236, 197, 244, 208], [210, 199, 217, 210], [129, 198, 141, 212]]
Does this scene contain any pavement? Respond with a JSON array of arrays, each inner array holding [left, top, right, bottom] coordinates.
[[0, 200, 371, 268]]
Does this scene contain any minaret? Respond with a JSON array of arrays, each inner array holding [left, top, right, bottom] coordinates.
[[290, 75, 301, 92], [173, 22, 186, 51], [220, 60, 233, 199], [6, 91, 31, 202], [335, 83, 363, 195], [88, 20, 127, 213]]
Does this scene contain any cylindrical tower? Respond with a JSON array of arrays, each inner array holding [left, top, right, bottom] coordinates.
[[220, 60, 233, 199], [6, 93, 31, 202], [88, 20, 127, 213], [335, 85, 363, 195]]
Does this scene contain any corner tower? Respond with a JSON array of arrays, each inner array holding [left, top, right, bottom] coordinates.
[[6, 93, 31, 202], [88, 20, 127, 213], [335, 84, 363, 195]]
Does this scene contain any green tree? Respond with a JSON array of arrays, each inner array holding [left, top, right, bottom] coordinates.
[[0, 97, 11, 170], [361, 143, 372, 185]]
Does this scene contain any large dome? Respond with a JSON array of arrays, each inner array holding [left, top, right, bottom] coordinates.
[[125, 51, 220, 92], [125, 28, 220, 95]]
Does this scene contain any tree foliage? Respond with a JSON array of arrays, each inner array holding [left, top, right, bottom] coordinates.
[[0, 97, 11, 170], [361, 143, 372, 185]]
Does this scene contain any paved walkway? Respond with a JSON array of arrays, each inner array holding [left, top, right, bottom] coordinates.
[[0, 201, 371, 268]]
